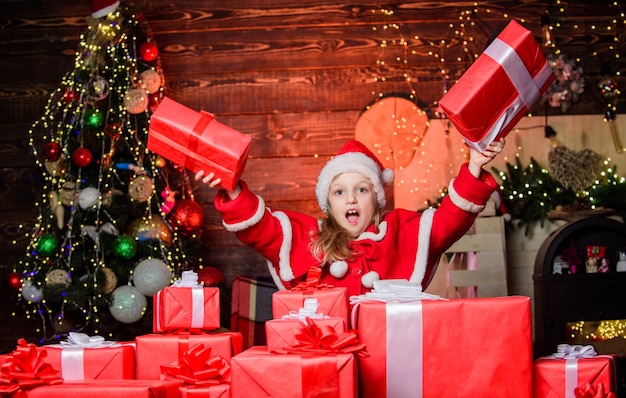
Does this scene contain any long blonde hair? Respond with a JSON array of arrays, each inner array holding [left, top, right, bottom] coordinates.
[[310, 205, 382, 265]]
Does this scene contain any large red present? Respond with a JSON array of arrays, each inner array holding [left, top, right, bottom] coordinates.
[[38, 334, 135, 380], [135, 332, 242, 380], [534, 350, 616, 398], [353, 295, 532, 397], [272, 286, 349, 322], [12, 380, 181, 398], [153, 273, 221, 332], [265, 316, 346, 352], [438, 19, 554, 152], [230, 276, 278, 350], [148, 96, 251, 191], [179, 384, 230, 398], [230, 346, 357, 398]]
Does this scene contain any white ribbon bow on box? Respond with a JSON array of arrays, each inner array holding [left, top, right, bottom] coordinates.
[[282, 297, 328, 321], [350, 279, 444, 304], [549, 344, 597, 359], [60, 332, 117, 348], [172, 270, 202, 287]]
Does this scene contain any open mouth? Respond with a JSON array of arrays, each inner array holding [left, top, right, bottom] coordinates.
[[346, 209, 359, 225]]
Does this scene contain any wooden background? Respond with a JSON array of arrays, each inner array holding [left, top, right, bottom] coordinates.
[[1, 0, 625, 351]]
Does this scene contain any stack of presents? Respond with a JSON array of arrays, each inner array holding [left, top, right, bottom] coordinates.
[[0, 271, 618, 397], [0, 19, 619, 397]]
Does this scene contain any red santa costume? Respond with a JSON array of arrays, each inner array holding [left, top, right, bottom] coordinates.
[[214, 140, 498, 296]]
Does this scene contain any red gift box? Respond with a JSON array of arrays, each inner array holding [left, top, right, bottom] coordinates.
[[265, 317, 346, 353], [12, 380, 181, 398], [38, 343, 135, 380], [438, 19, 554, 152], [153, 285, 221, 333], [135, 332, 242, 380], [534, 355, 616, 398], [230, 276, 278, 350], [230, 346, 357, 398], [179, 384, 230, 398], [272, 287, 349, 322], [148, 96, 251, 191], [353, 295, 532, 398]]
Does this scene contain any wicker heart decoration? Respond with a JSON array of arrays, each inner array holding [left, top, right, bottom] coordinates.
[[548, 145, 602, 193]]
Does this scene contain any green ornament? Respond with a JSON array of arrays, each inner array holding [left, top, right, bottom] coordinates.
[[36, 233, 58, 256], [113, 235, 137, 259], [83, 108, 104, 129]]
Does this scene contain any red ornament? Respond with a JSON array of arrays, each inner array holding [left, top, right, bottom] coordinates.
[[72, 147, 93, 168], [148, 92, 163, 112], [139, 42, 159, 62], [196, 266, 225, 287], [45, 142, 62, 162], [168, 199, 204, 235], [7, 271, 21, 290], [63, 88, 77, 104]]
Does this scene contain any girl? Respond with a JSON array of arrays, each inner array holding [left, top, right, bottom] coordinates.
[[195, 138, 505, 296]]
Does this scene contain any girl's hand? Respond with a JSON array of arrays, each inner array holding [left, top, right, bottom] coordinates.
[[194, 170, 241, 199], [468, 138, 505, 178]]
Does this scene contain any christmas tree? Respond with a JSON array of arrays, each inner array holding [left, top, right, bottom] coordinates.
[[11, 0, 206, 343]]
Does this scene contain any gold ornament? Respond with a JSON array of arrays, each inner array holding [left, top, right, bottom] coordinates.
[[59, 181, 77, 206], [97, 267, 118, 294], [44, 157, 65, 177], [46, 269, 71, 288], [123, 88, 148, 114], [48, 191, 65, 229], [127, 214, 172, 245], [129, 175, 154, 203], [140, 69, 163, 94]]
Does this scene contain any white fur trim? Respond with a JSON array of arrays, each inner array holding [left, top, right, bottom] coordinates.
[[316, 152, 387, 214], [361, 271, 380, 288], [447, 179, 486, 214], [329, 260, 348, 278], [272, 211, 295, 282], [266, 260, 288, 290], [409, 208, 435, 284], [355, 221, 387, 242], [91, 1, 119, 18], [222, 195, 266, 232]]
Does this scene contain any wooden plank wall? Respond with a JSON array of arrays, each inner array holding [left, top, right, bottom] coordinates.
[[0, 0, 624, 349]]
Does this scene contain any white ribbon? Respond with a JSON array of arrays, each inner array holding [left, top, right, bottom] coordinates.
[[350, 279, 444, 304], [59, 332, 116, 348], [470, 37, 553, 152], [170, 270, 205, 328], [281, 297, 328, 321], [53, 332, 117, 381], [172, 270, 202, 287]]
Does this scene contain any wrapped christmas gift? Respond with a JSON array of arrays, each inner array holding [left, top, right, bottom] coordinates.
[[265, 297, 347, 352], [534, 344, 616, 398], [438, 19, 554, 152], [351, 280, 532, 398], [230, 346, 358, 398], [230, 276, 278, 350], [38, 333, 135, 380], [153, 270, 221, 333], [148, 96, 251, 191], [13, 380, 181, 398], [272, 267, 349, 322], [178, 384, 230, 398], [135, 331, 242, 380]]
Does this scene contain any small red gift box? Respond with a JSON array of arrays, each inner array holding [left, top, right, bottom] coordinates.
[[13, 380, 181, 398], [148, 96, 251, 191], [230, 346, 357, 398], [135, 332, 242, 380], [534, 355, 616, 398], [272, 287, 349, 322], [353, 295, 532, 398], [153, 284, 220, 333], [38, 343, 135, 380], [438, 19, 554, 152], [265, 317, 346, 353], [179, 384, 230, 398]]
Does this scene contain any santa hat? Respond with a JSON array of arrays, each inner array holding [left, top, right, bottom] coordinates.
[[316, 140, 394, 214], [90, 0, 120, 18]]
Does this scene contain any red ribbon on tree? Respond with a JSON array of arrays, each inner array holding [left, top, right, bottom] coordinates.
[[272, 317, 368, 357], [160, 343, 230, 387], [575, 382, 616, 398], [0, 339, 63, 393]]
